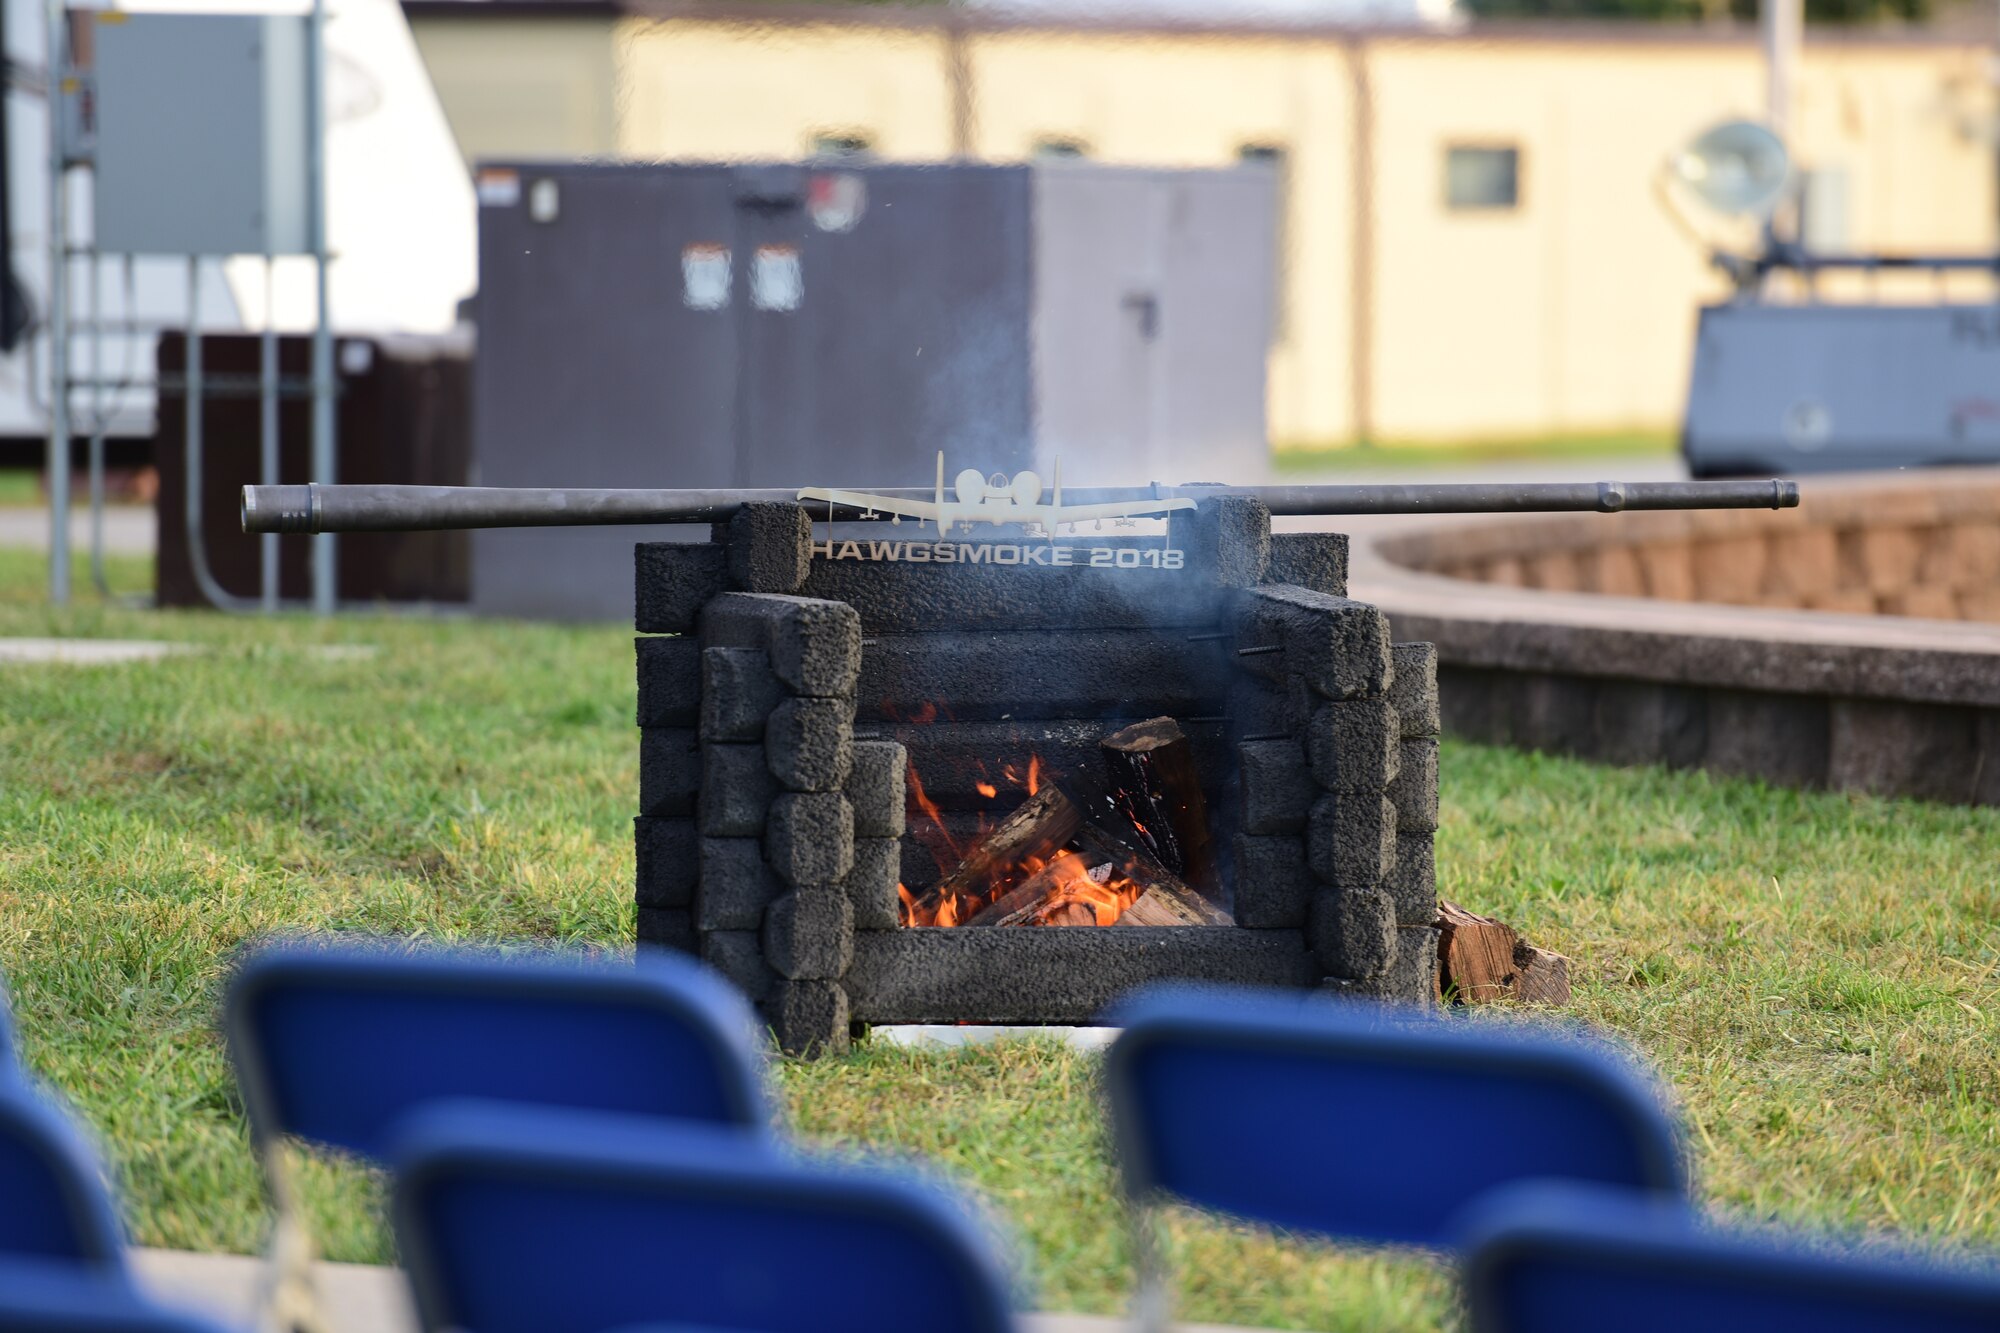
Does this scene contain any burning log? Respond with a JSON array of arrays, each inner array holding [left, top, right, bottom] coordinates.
[[919, 783, 1083, 925], [1436, 901, 1571, 1005], [1101, 717, 1219, 901]]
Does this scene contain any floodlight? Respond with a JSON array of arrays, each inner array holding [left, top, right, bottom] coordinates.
[[1671, 120, 1791, 218]]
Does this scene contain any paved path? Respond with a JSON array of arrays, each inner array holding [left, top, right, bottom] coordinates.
[[132, 1248, 1254, 1333], [0, 504, 156, 553]]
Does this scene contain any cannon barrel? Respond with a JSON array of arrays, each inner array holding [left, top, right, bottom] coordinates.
[[243, 478, 1798, 534]]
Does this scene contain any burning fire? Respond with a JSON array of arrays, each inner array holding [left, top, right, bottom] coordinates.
[[894, 727, 1142, 929]]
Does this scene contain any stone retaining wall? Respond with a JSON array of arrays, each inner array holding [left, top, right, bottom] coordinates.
[[1343, 469, 2000, 807]]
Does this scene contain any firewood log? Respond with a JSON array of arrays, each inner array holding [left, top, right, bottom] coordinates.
[[1436, 901, 1572, 1005], [1101, 717, 1220, 900]]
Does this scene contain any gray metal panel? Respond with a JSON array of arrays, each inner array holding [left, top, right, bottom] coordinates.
[[94, 14, 309, 256], [1029, 163, 1274, 486], [795, 164, 1035, 486], [471, 164, 741, 619], [1683, 303, 2000, 475]]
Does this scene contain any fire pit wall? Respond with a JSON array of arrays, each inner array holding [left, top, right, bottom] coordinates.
[[632, 501, 1442, 1054]]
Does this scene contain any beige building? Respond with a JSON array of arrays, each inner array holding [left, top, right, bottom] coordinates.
[[406, 1, 1999, 450]]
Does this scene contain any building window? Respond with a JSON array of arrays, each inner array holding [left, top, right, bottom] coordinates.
[[1033, 137, 1090, 160], [1444, 145, 1520, 211], [1239, 143, 1291, 345], [811, 133, 874, 160]]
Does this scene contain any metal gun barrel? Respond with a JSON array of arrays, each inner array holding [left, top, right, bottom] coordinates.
[[243, 478, 1799, 534]]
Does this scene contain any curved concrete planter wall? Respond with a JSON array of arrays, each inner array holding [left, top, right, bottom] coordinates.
[[1340, 469, 2000, 806]]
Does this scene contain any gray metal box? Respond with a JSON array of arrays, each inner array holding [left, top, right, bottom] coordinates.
[[93, 12, 311, 256], [1683, 303, 2000, 476], [471, 160, 1276, 619]]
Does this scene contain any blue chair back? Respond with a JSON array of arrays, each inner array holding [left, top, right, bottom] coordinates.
[[1104, 986, 1686, 1250], [1462, 1181, 2000, 1333], [224, 939, 770, 1163], [0, 1258, 228, 1332], [391, 1103, 1018, 1333], [0, 1085, 126, 1269]]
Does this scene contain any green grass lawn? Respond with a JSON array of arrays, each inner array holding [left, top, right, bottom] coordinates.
[[0, 470, 42, 506], [1, 547, 1995, 1330]]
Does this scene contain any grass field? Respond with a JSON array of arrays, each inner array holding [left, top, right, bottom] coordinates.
[[2, 547, 1996, 1330]]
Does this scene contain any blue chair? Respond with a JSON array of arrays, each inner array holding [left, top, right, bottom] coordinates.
[[1461, 1180, 2000, 1332], [1103, 985, 1687, 1328], [0, 1258, 229, 1332], [225, 938, 771, 1162], [0, 1083, 127, 1272], [224, 937, 774, 1330], [390, 1102, 1019, 1333]]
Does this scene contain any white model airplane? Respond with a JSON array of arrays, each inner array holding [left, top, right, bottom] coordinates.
[[798, 453, 1195, 538]]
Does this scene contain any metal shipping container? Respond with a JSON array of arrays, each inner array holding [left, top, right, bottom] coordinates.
[[470, 160, 1277, 620]]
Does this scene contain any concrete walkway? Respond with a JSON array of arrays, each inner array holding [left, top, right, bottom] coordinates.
[[0, 504, 155, 553], [132, 1248, 1255, 1332]]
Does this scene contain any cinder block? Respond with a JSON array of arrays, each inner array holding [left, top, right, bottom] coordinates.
[[846, 837, 903, 930], [764, 979, 850, 1057], [1581, 545, 1646, 598], [638, 728, 701, 818], [635, 907, 695, 954], [635, 542, 728, 634], [1376, 925, 1441, 1002], [635, 636, 701, 729], [765, 791, 855, 888], [1588, 679, 1706, 768], [1388, 643, 1441, 738], [701, 593, 861, 698], [1231, 677, 1311, 738], [1173, 496, 1271, 588], [1266, 532, 1348, 596], [1640, 543, 1696, 601], [1231, 834, 1315, 928], [696, 838, 784, 931], [1235, 586, 1392, 701], [1705, 690, 1830, 789], [1522, 551, 1582, 593], [1385, 832, 1436, 926], [845, 741, 907, 839], [634, 816, 696, 909], [1306, 792, 1397, 887], [726, 502, 812, 594], [1829, 698, 1984, 804], [764, 890, 855, 981], [1307, 884, 1396, 981], [1387, 738, 1439, 833], [1879, 586, 1961, 621], [1690, 535, 1768, 604], [1238, 740, 1316, 835], [700, 647, 784, 743], [701, 930, 775, 1004], [1847, 526, 1924, 596], [766, 697, 854, 792], [1305, 699, 1399, 793], [1765, 526, 1840, 600], [697, 744, 777, 836]]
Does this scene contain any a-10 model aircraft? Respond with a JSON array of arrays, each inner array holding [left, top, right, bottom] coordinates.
[[797, 452, 1196, 538]]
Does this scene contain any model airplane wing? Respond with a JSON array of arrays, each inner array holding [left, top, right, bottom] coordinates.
[[796, 487, 942, 522], [1042, 498, 1198, 525]]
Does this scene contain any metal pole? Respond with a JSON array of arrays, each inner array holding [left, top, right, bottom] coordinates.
[[87, 231, 106, 596], [1762, 0, 1801, 259], [44, 0, 69, 606], [260, 257, 279, 610], [242, 478, 1803, 534], [307, 0, 336, 615]]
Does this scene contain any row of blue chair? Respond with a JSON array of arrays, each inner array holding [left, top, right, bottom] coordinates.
[[2, 940, 1998, 1332]]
